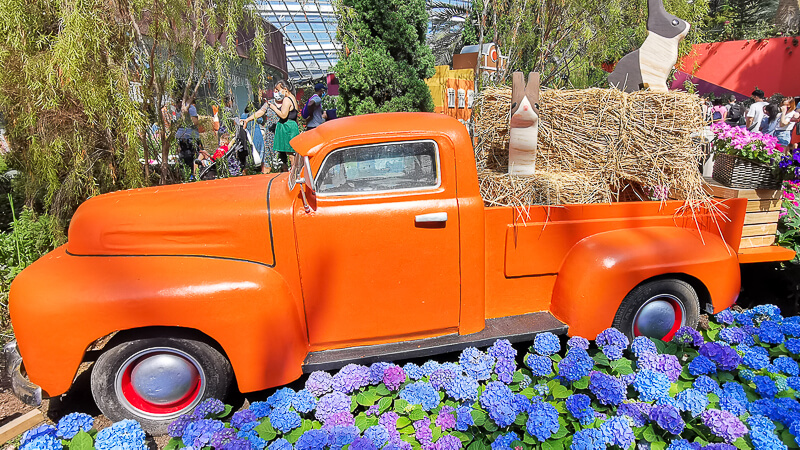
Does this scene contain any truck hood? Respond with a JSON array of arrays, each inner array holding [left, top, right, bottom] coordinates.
[[67, 174, 285, 265]]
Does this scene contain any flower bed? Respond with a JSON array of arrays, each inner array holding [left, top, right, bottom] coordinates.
[[20, 305, 800, 450]]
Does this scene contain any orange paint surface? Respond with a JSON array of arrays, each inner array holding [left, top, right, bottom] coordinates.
[[8, 112, 790, 398]]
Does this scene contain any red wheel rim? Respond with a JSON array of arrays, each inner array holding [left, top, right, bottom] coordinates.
[[632, 294, 685, 341]]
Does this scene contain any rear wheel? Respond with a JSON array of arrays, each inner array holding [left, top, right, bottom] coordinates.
[[90, 336, 232, 435], [612, 279, 700, 341]]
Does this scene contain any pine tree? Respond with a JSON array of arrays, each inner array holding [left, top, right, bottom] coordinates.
[[333, 0, 436, 115]]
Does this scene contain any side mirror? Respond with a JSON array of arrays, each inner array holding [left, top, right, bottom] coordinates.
[[295, 156, 316, 213]]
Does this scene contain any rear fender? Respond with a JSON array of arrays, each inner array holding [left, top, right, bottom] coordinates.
[[549, 227, 740, 339], [10, 247, 307, 396]]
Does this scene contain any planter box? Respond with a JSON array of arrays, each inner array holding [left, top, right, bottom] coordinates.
[[712, 152, 781, 190], [704, 177, 782, 249]]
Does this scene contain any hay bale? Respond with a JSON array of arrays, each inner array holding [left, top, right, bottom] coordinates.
[[474, 87, 707, 207], [479, 170, 612, 208]]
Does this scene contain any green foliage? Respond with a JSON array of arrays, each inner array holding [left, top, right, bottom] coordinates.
[[333, 0, 436, 115], [778, 181, 800, 263], [704, 0, 780, 41]]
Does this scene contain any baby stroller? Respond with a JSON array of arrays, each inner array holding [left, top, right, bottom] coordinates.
[[198, 121, 255, 180]]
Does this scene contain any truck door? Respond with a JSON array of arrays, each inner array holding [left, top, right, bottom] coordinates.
[[293, 139, 461, 349]]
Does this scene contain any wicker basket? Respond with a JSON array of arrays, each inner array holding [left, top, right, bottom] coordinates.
[[712, 152, 782, 190]]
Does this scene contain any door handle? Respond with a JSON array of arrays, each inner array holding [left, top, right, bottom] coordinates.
[[415, 212, 448, 223]]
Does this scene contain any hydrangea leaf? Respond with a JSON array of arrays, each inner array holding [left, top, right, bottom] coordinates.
[[212, 404, 233, 419], [432, 425, 442, 440], [471, 410, 487, 427], [523, 432, 537, 444], [409, 407, 425, 421], [468, 439, 490, 450], [510, 440, 525, 448], [552, 385, 570, 399], [378, 396, 392, 413], [515, 413, 527, 426], [376, 385, 390, 396], [551, 423, 569, 439], [451, 431, 472, 444], [733, 436, 752, 450], [483, 420, 498, 432], [354, 413, 369, 431], [163, 438, 181, 450], [394, 398, 410, 413], [573, 376, 590, 390], [542, 440, 557, 450], [284, 426, 304, 444], [396, 417, 412, 429], [512, 372, 525, 383], [718, 372, 735, 383], [643, 424, 658, 442], [254, 420, 276, 441], [520, 387, 536, 398], [593, 353, 611, 367], [654, 340, 668, 353], [356, 392, 369, 406], [610, 358, 634, 375], [651, 441, 667, 450], [780, 430, 796, 447], [67, 431, 93, 450]]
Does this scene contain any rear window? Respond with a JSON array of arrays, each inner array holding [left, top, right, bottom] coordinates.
[[315, 140, 439, 195]]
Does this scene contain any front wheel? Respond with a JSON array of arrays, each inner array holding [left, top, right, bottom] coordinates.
[[612, 279, 700, 341], [90, 336, 232, 435]]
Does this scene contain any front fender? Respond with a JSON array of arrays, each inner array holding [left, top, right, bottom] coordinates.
[[10, 246, 308, 395], [550, 227, 740, 339]]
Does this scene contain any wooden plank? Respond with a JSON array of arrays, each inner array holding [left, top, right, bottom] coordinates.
[[0, 409, 44, 444], [744, 210, 781, 224], [739, 245, 796, 264], [740, 235, 777, 249], [704, 176, 782, 200], [742, 223, 779, 237], [746, 199, 782, 212]]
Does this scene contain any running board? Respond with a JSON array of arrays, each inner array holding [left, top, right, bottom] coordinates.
[[302, 312, 567, 373]]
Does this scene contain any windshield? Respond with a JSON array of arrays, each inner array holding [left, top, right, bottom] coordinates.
[[288, 153, 303, 188]]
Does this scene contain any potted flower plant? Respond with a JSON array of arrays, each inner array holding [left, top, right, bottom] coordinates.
[[322, 94, 337, 120], [709, 122, 788, 189]]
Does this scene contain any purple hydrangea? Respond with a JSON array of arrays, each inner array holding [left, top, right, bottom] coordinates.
[[324, 411, 355, 428], [182, 419, 225, 448], [566, 394, 596, 425], [649, 404, 685, 435], [488, 339, 517, 360], [558, 347, 594, 382], [399, 381, 440, 411], [230, 409, 259, 431], [306, 371, 333, 397], [701, 409, 748, 443], [435, 435, 463, 450], [601, 344, 624, 360], [673, 326, 704, 347], [631, 336, 657, 357], [444, 374, 479, 401], [369, 362, 391, 385], [379, 412, 400, 439], [596, 328, 629, 349], [383, 365, 407, 391], [633, 369, 671, 402], [56, 412, 94, 439], [533, 332, 561, 355], [209, 428, 239, 448], [567, 336, 590, 350], [458, 347, 495, 380], [315, 391, 351, 423], [589, 371, 627, 405], [168, 414, 194, 438], [193, 398, 225, 419], [617, 401, 652, 427], [332, 364, 371, 394], [429, 368, 457, 391], [699, 342, 741, 371], [494, 358, 516, 383], [675, 388, 708, 417], [413, 417, 433, 445], [600, 416, 635, 449], [654, 354, 683, 382], [526, 400, 559, 442], [436, 405, 456, 430]]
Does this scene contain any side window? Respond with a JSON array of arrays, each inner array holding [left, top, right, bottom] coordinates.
[[316, 141, 439, 194]]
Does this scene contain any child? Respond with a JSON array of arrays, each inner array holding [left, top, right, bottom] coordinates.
[[195, 132, 230, 172]]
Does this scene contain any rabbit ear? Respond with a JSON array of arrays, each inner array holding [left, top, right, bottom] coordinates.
[[648, 0, 666, 19], [511, 72, 525, 115], [526, 73, 540, 114]]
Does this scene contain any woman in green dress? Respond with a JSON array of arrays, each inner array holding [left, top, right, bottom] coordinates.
[[243, 79, 299, 172]]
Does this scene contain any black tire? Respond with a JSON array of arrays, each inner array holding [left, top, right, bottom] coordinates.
[[612, 279, 700, 341], [90, 336, 232, 435]]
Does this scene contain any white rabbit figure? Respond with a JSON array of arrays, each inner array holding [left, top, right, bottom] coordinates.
[[508, 72, 540, 176], [608, 0, 690, 93]]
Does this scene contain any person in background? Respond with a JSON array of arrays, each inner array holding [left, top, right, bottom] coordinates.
[[776, 97, 799, 147], [760, 103, 780, 136], [711, 98, 727, 123], [242, 80, 299, 172], [194, 133, 230, 173], [746, 89, 768, 132], [725, 95, 745, 128], [303, 83, 328, 131], [258, 89, 281, 172], [241, 107, 267, 174], [176, 97, 202, 179]]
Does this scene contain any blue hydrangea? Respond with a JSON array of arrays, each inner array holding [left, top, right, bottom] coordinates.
[[748, 415, 787, 450], [269, 407, 302, 433], [519, 374, 532, 390], [599, 416, 634, 449], [230, 409, 259, 431], [20, 425, 60, 450], [292, 389, 318, 413], [739, 368, 755, 381], [688, 354, 717, 375], [315, 391, 351, 423], [699, 342, 741, 371], [631, 336, 658, 357], [617, 402, 652, 427], [435, 435, 463, 450], [526, 354, 552, 377], [673, 326, 704, 347], [596, 328, 629, 349], [601, 344, 623, 360], [444, 374, 479, 401], [534, 383, 548, 396], [558, 347, 594, 382], [458, 347, 495, 381], [789, 376, 800, 391], [675, 388, 708, 417], [719, 327, 748, 344], [480, 381, 517, 427], [743, 347, 771, 370], [296, 429, 328, 450], [369, 362, 391, 385], [96, 419, 148, 450], [403, 363, 425, 380], [494, 358, 516, 384], [716, 309, 735, 325], [429, 368, 456, 390], [526, 400, 559, 442], [456, 405, 473, 431], [268, 438, 293, 450], [56, 412, 94, 439], [754, 375, 778, 398], [364, 425, 390, 448], [249, 401, 271, 419], [238, 429, 267, 449], [787, 338, 800, 355], [589, 371, 626, 405], [327, 425, 359, 449], [570, 428, 607, 450], [775, 356, 800, 376], [783, 322, 800, 338], [491, 432, 520, 450], [720, 395, 747, 416], [512, 394, 533, 414], [306, 371, 333, 397], [567, 336, 590, 350], [667, 439, 696, 450], [649, 404, 685, 435], [634, 369, 671, 402], [488, 339, 517, 361], [752, 304, 782, 319], [332, 364, 370, 394], [693, 375, 720, 394], [533, 332, 561, 355], [566, 394, 596, 425], [193, 398, 226, 419], [758, 320, 786, 344], [399, 381, 440, 411], [791, 421, 800, 447]]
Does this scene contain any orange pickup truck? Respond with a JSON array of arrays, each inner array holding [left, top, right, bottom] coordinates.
[[5, 112, 794, 432]]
